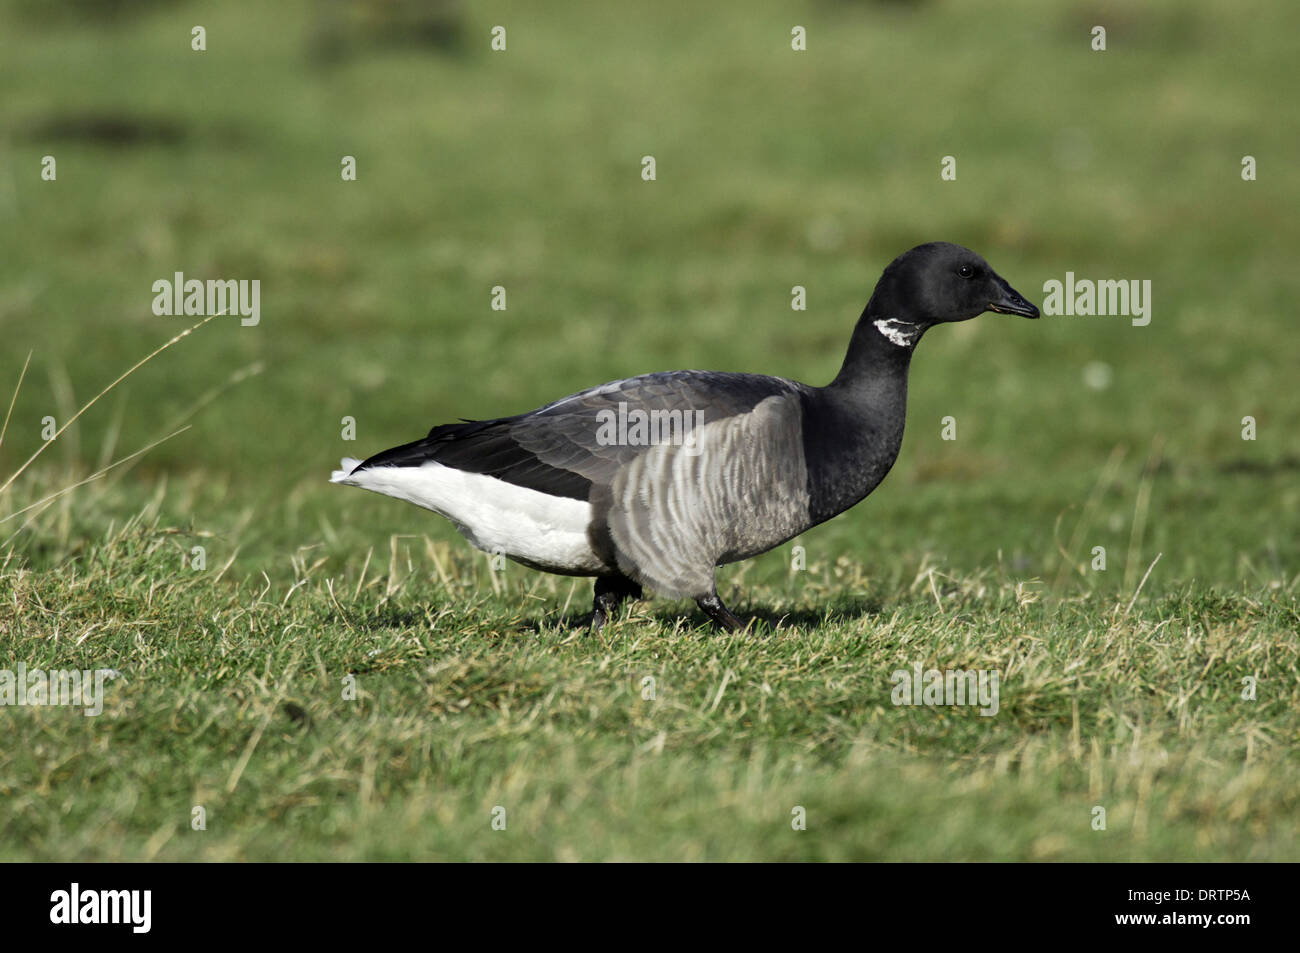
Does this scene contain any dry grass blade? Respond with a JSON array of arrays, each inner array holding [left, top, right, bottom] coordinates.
[[0, 350, 32, 452], [0, 311, 225, 496], [1122, 435, 1166, 593], [0, 426, 192, 542]]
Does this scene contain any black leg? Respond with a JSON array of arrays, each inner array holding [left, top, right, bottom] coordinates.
[[696, 589, 748, 632], [589, 574, 643, 632]]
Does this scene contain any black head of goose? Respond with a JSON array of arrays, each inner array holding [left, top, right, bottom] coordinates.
[[332, 241, 1039, 631]]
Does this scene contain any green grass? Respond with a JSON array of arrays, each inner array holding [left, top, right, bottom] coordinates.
[[0, 0, 1297, 860]]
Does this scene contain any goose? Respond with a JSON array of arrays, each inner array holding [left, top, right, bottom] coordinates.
[[332, 242, 1039, 631]]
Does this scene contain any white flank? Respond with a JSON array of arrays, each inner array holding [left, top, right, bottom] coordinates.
[[331, 459, 602, 574], [873, 318, 922, 348]]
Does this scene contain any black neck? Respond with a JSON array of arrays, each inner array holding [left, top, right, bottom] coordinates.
[[800, 305, 923, 524], [826, 304, 923, 396]]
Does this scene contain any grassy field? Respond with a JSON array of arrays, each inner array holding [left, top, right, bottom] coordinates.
[[0, 0, 1296, 861]]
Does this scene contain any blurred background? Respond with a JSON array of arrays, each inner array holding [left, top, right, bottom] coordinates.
[[1, 0, 1296, 589]]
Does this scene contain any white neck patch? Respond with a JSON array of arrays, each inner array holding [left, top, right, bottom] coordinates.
[[873, 318, 923, 348]]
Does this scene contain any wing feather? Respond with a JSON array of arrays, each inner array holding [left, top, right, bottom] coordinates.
[[354, 371, 808, 502]]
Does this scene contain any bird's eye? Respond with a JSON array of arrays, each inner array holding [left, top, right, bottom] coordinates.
[[958, 264, 975, 279]]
